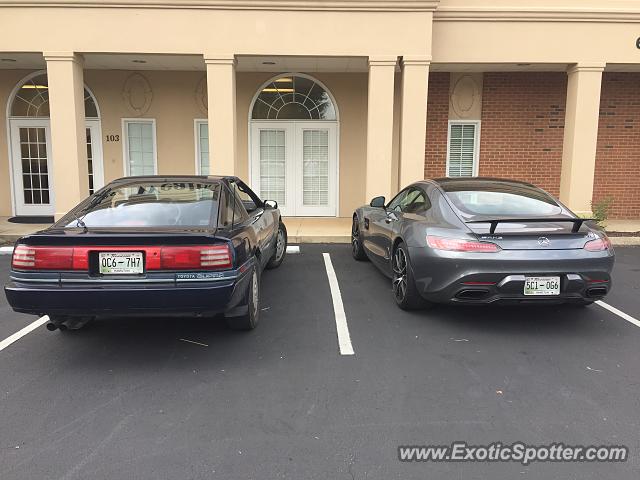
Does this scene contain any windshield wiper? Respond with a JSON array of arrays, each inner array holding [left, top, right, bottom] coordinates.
[[73, 211, 88, 233], [73, 188, 113, 233]]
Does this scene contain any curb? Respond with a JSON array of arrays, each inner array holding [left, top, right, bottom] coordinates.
[[610, 237, 640, 246]]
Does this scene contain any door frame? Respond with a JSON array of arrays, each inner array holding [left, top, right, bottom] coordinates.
[[86, 119, 105, 192], [9, 118, 55, 216], [249, 120, 339, 217]]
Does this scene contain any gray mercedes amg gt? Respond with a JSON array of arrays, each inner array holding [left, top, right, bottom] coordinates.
[[352, 178, 614, 309]]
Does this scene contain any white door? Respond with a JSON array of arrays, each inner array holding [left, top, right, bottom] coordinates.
[[10, 119, 54, 216], [250, 121, 337, 216], [10, 119, 104, 216]]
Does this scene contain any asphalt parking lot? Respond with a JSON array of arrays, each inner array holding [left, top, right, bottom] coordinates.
[[1, 245, 640, 479]]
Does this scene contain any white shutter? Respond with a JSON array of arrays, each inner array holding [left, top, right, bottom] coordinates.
[[447, 123, 478, 177]]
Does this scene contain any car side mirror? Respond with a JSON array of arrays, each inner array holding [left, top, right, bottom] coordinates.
[[264, 200, 278, 209], [369, 196, 386, 208]]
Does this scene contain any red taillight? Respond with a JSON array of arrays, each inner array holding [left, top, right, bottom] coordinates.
[[584, 236, 612, 252], [426, 235, 501, 253], [12, 245, 74, 270], [12, 244, 233, 271], [160, 245, 232, 270]]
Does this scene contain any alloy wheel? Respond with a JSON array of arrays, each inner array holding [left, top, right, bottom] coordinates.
[[392, 247, 408, 302], [252, 271, 259, 317], [352, 218, 360, 256], [275, 229, 285, 261]]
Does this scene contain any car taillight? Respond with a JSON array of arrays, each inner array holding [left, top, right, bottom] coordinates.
[[584, 236, 612, 252], [12, 245, 74, 270], [159, 245, 232, 270], [426, 235, 501, 253]]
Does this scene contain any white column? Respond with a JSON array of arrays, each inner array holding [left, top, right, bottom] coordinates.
[[560, 63, 605, 215], [204, 54, 237, 176], [365, 56, 397, 202], [44, 52, 88, 220], [399, 55, 430, 188]]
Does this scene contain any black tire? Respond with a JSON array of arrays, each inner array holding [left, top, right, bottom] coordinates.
[[225, 267, 260, 330], [391, 242, 429, 310], [351, 215, 368, 261], [266, 221, 287, 270]]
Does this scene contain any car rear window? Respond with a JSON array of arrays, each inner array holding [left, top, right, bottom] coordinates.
[[61, 181, 221, 228], [441, 181, 562, 218]]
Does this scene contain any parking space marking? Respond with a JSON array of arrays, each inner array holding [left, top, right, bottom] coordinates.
[[286, 245, 300, 254], [596, 301, 640, 329], [0, 315, 49, 352], [0, 246, 14, 255], [322, 253, 354, 356]]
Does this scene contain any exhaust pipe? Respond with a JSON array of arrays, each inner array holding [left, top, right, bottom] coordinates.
[[456, 289, 490, 300], [586, 287, 607, 298], [46, 322, 58, 331]]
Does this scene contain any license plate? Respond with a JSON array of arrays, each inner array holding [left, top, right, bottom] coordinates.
[[524, 276, 560, 296], [99, 252, 144, 275]]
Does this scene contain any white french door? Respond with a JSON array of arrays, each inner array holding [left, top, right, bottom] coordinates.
[[10, 119, 104, 216], [250, 121, 337, 216], [10, 119, 54, 216]]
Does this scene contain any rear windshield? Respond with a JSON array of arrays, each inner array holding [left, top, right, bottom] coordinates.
[[442, 181, 562, 219], [61, 181, 221, 228]]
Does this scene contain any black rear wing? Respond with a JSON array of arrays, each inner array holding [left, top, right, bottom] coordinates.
[[466, 217, 595, 234]]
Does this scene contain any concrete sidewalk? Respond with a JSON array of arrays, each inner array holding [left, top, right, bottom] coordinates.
[[1, 216, 639, 246]]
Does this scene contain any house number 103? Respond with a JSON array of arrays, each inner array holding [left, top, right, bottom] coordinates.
[[105, 134, 120, 142]]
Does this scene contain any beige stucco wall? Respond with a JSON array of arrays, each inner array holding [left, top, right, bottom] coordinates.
[[0, 7, 431, 58], [84, 70, 205, 183]]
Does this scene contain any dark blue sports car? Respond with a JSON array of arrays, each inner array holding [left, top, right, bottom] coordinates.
[[5, 175, 287, 331]]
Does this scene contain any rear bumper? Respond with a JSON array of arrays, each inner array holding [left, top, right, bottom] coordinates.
[[408, 246, 614, 305], [4, 267, 252, 318]]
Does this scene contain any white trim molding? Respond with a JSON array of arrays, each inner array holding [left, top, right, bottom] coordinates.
[[1, 0, 441, 11], [434, 5, 640, 23]]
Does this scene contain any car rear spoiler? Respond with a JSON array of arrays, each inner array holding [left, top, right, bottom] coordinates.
[[465, 217, 595, 234]]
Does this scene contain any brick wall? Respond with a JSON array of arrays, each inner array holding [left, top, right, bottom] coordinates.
[[478, 72, 567, 196], [593, 73, 640, 219], [424, 72, 449, 179]]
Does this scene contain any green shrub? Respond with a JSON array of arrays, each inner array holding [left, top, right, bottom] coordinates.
[[591, 197, 614, 227]]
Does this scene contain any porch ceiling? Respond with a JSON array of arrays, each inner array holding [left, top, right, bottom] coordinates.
[[236, 55, 368, 72], [430, 62, 570, 72]]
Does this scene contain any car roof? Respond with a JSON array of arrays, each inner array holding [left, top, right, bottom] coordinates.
[[428, 177, 537, 189], [108, 175, 238, 186]]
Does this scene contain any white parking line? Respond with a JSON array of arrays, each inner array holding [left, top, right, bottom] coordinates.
[[286, 245, 300, 254], [0, 315, 49, 352], [0, 246, 14, 255], [322, 252, 354, 356], [596, 301, 640, 328]]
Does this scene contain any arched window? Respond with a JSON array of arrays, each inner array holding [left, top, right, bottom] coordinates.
[[10, 73, 99, 118], [251, 75, 336, 120]]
